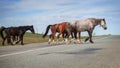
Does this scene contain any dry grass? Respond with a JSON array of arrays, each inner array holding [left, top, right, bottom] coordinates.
[[23, 37, 49, 44]]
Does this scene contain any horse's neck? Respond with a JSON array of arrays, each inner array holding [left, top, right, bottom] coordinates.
[[20, 27, 29, 32], [71, 21, 77, 27], [92, 19, 102, 26]]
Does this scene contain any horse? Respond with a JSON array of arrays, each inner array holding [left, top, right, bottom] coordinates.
[[0, 26, 17, 45], [0, 25, 35, 45], [42, 22, 73, 44], [0, 26, 6, 40], [70, 18, 107, 43]]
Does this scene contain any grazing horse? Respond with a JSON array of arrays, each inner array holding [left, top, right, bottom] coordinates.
[[42, 22, 72, 44], [70, 18, 107, 43], [0, 25, 35, 45]]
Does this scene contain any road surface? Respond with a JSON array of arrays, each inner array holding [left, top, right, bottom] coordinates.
[[0, 35, 120, 68]]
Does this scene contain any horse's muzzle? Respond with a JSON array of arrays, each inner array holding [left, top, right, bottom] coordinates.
[[104, 27, 107, 30]]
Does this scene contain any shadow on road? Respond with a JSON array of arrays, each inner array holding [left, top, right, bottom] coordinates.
[[38, 48, 103, 55]]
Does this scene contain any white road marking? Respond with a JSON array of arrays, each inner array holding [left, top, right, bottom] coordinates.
[[0, 46, 52, 58]]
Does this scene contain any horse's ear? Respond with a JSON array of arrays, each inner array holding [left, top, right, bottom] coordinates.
[[103, 18, 105, 21], [30, 25, 33, 27]]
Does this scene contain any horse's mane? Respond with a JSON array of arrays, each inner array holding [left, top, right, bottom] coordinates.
[[18, 25, 31, 28], [87, 18, 103, 26], [88, 18, 103, 21], [88, 18, 96, 20], [6, 25, 31, 28]]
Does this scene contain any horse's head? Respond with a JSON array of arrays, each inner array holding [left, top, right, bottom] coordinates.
[[29, 25, 35, 34], [100, 18, 107, 30]]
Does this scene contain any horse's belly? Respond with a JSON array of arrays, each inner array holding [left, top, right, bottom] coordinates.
[[78, 26, 90, 31], [78, 28, 88, 31]]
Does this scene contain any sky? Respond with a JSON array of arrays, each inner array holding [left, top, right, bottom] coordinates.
[[0, 0, 120, 35]]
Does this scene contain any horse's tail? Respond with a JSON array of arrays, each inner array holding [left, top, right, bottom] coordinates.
[[0, 26, 6, 39], [42, 25, 52, 38]]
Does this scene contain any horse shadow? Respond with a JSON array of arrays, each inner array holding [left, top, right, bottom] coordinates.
[[38, 48, 103, 55]]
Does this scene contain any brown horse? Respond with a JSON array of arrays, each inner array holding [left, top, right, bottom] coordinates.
[[43, 22, 72, 44]]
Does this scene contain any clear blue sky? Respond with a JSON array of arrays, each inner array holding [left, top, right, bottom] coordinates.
[[0, 0, 120, 35]]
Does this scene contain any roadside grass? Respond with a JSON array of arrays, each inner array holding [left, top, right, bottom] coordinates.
[[0, 32, 49, 46], [0, 32, 88, 46]]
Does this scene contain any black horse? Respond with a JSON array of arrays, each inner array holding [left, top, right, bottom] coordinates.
[[0, 25, 35, 45]]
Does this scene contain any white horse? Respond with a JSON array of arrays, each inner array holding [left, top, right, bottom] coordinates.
[[70, 18, 107, 43]]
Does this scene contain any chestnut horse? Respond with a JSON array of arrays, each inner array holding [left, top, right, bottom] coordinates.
[[43, 22, 72, 44], [70, 18, 107, 43]]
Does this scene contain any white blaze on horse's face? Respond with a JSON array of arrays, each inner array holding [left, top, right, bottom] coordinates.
[[100, 19, 107, 30]]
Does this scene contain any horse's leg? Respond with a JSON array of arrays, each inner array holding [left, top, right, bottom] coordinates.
[[12, 36, 15, 41], [69, 31, 76, 43], [15, 36, 19, 42], [48, 34, 52, 44], [62, 33, 65, 41], [15, 35, 21, 44], [10, 36, 13, 45], [2, 36, 6, 46], [65, 29, 71, 44], [7, 35, 13, 45], [57, 32, 62, 44], [74, 31, 77, 39], [77, 31, 82, 44], [12, 36, 16, 44], [61, 33, 66, 44], [88, 30, 94, 43], [52, 32, 56, 45], [20, 35, 24, 45], [85, 37, 89, 42]]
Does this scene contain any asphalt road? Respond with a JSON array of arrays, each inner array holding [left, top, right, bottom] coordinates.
[[0, 35, 120, 68]]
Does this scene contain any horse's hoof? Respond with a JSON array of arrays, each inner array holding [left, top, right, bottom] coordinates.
[[48, 42, 50, 44], [78, 42, 83, 44], [11, 44, 14, 46], [65, 43, 69, 45], [84, 40, 87, 42], [16, 42, 19, 44], [80, 42, 83, 44], [90, 41, 94, 43], [21, 44, 24, 45], [2, 44, 5, 46]]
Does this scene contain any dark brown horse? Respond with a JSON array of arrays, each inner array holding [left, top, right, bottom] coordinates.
[[43, 22, 72, 44], [0, 25, 35, 45]]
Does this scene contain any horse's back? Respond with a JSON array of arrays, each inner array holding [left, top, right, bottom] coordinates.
[[73, 19, 93, 31], [54, 22, 70, 33], [5, 27, 18, 35]]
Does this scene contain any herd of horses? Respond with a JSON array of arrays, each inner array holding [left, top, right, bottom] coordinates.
[[0, 18, 107, 46], [43, 18, 107, 44]]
